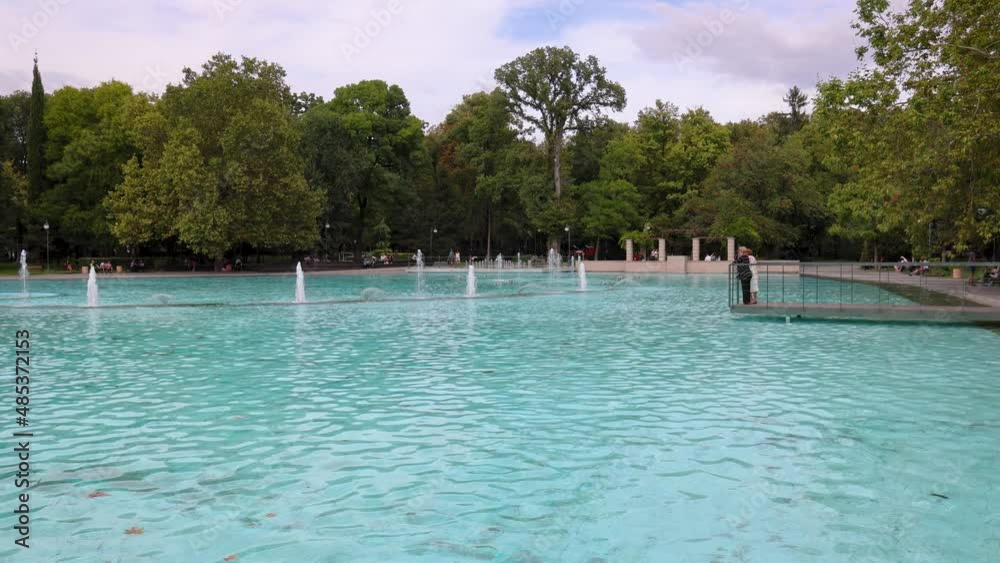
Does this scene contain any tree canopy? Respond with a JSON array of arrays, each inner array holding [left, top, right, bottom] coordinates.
[[495, 46, 626, 197], [105, 54, 322, 260], [3, 3, 998, 267]]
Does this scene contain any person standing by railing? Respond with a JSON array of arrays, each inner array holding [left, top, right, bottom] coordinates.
[[747, 248, 759, 304], [735, 246, 752, 304]]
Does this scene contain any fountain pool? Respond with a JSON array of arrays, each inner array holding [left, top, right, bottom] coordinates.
[[0, 272, 997, 561]]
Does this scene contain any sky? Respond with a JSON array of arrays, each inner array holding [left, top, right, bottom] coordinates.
[[0, 0, 865, 126]]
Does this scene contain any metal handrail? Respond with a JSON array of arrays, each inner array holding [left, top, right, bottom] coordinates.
[[729, 261, 998, 313], [753, 260, 1000, 267]]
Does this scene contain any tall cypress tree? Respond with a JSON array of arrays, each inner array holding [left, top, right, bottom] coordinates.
[[27, 52, 45, 200]]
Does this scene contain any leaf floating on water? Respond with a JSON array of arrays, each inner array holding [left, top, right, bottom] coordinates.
[[124, 526, 144, 535], [224, 556, 238, 562], [265, 513, 277, 518], [88, 491, 110, 498]]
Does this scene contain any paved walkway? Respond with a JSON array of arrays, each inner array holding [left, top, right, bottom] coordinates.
[[733, 302, 1000, 323], [802, 267, 1000, 308]]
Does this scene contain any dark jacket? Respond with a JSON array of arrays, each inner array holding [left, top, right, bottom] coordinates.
[[735, 255, 752, 280]]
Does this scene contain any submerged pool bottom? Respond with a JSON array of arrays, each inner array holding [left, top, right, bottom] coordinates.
[[1, 273, 997, 562]]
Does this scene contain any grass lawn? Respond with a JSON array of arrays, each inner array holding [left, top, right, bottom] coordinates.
[[0, 264, 75, 276]]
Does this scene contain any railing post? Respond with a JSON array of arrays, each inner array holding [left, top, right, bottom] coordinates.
[[815, 265, 819, 304], [800, 265, 805, 310]]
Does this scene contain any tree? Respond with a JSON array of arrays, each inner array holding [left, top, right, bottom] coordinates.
[[27, 54, 46, 201], [106, 53, 322, 261], [574, 179, 641, 259], [292, 92, 324, 116], [0, 91, 30, 173], [677, 121, 829, 256], [300, 80, 424, 262], [840, 0, 1000, 253], [599, 103, 729, 222], [783, 85, 808, 132], [372, 218, 392, 256], [0, 162, 28, 250], [566, 118, 629, 184], [0, 91, 30, 248], [494, 46, 626, 197], [437, 89, 530, 258], [38, 81, 145, 255]]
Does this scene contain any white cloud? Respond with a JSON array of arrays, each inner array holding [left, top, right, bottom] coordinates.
[[0, 0, 864, 125]]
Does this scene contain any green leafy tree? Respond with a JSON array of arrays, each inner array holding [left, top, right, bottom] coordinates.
[[574, 179, 642, 258], [0, 91, 31, 248], [0, 91, 30, 173], [27, 55, 46, 201], [292, 92, 324, 116], [677, 121, 829, 256], [838, 0, 1000, 253], [372, 218, 392, 256], [566, 118, 629, 184], [38, 81, 145, 255], [604, 103, 729, 221], [619, 228, 652, 254], [782, 85, 809, 133], [439, 89, 528, 258], [494, 46, 626, 197], [106, 53, 322, 261], [300, 80, 423, 262], [0, 162, 28, 250]]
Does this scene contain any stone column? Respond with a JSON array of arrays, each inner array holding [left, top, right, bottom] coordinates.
[[658, 238, 666, 261], [625, 239, 634, 262], [727, 237, 736, 261], [692, 238, 701, 261]]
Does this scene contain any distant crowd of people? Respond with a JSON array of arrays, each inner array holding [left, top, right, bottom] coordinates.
[[895, 256, 930, 276]]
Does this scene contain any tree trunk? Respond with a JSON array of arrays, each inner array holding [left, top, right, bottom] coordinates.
[[486, 206, 492, 261], [355, 196, 368, 264], [552, 131, 563, 197]]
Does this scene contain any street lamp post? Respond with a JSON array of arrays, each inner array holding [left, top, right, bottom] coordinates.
[[430, 228, 437, 260], [324, 222, 330, 260], [564, 226, 571, 263], [43, 221, 49, 272]]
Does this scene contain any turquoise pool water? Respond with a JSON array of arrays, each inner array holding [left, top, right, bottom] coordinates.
[[1, 272, 997, 561]]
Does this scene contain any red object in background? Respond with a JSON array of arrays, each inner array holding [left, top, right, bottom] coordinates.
[[583, 246, 596, 259]]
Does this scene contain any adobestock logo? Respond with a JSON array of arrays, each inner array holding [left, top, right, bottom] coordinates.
[[341, 1, 404, 63], [213, 0, 243, 22], [7, 0, 73, 53], [545, 0, 587, 30], [672, 0, 750, 72]]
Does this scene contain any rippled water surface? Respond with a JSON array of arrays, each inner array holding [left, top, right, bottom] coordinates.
[[1, 273, 998, 562]]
